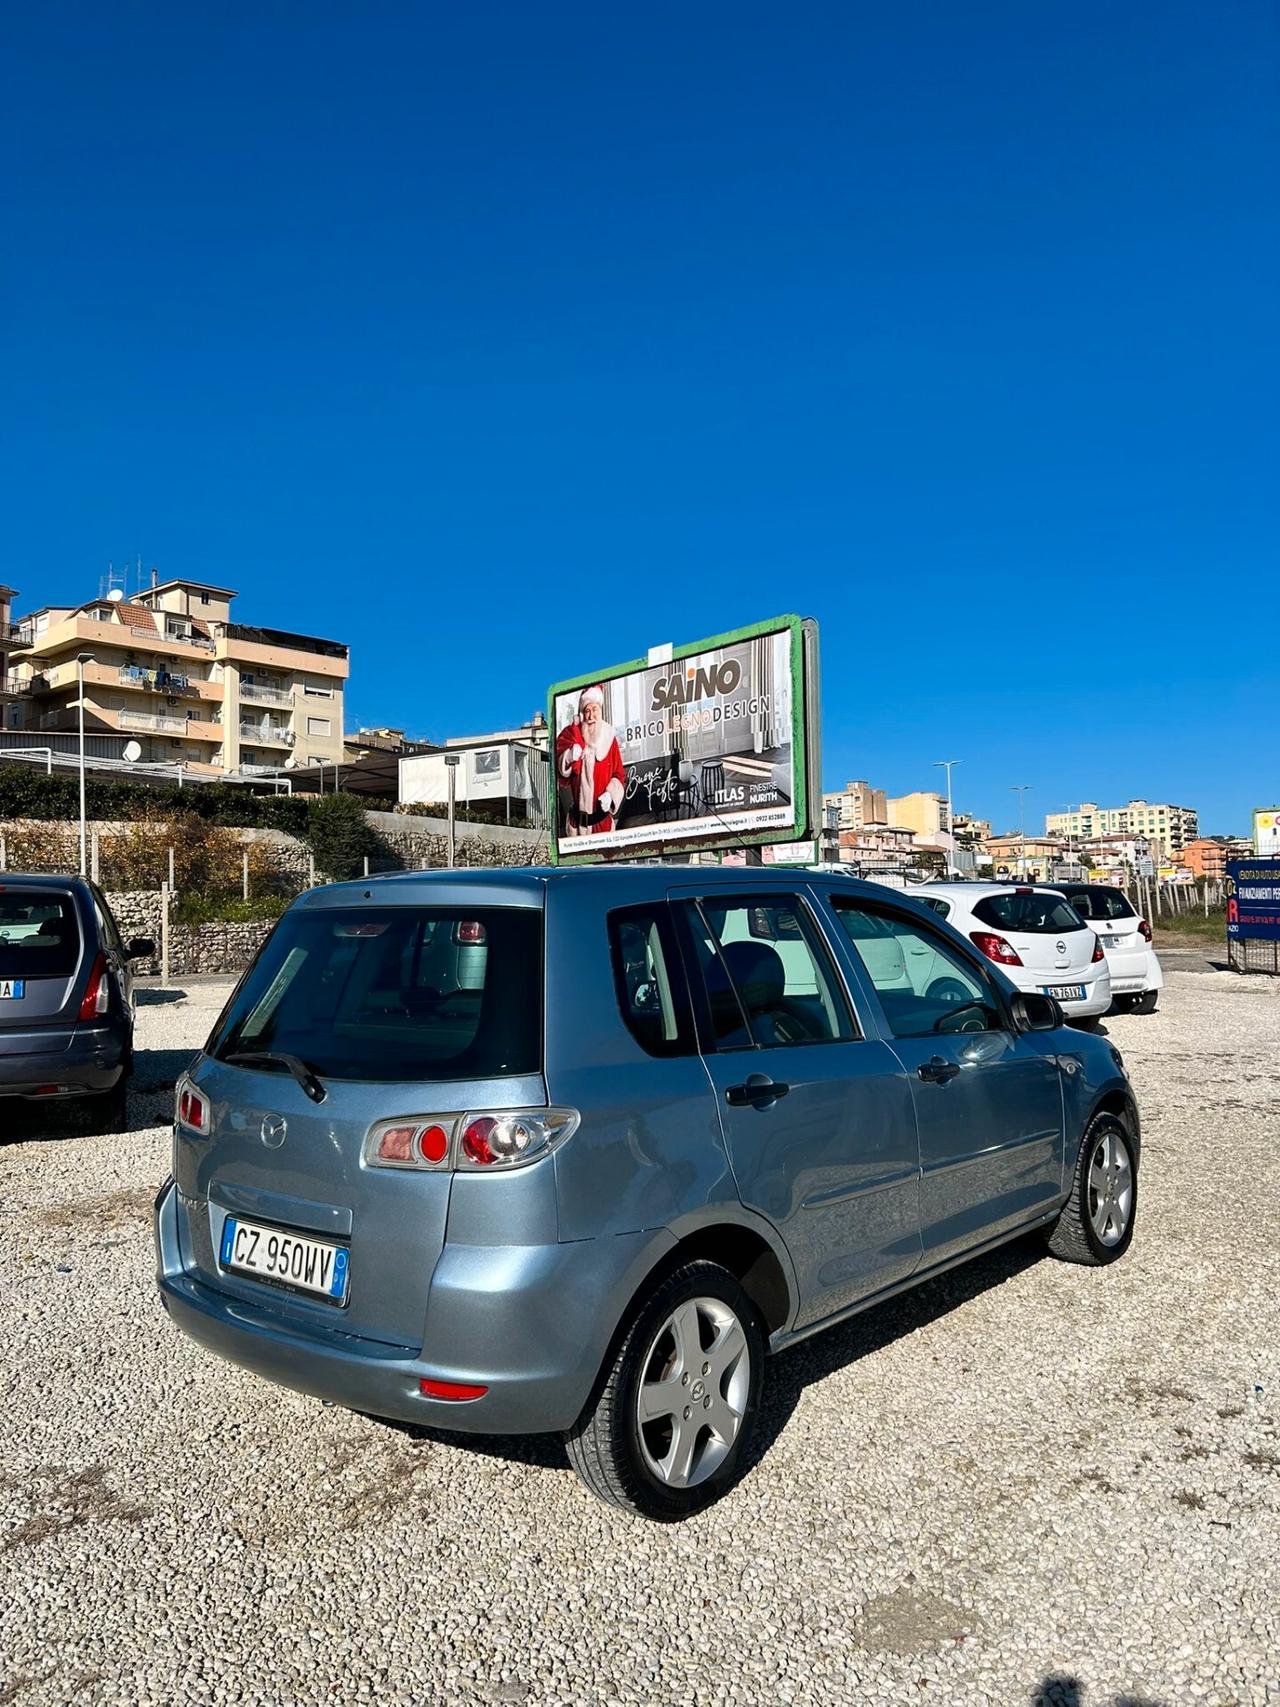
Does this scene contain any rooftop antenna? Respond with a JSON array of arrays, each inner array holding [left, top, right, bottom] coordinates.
[[99, 561, 126, 603]]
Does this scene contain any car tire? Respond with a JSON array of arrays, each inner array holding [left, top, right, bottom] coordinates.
[[1045, 1112, 1137, 1265], [82, 1079, 128, 1137], [1131, 989, 1159, 1014], [564, 1259, 764, 1520]]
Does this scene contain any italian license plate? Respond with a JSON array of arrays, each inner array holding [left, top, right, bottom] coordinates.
[[219, 1215, 349, 1303], [1102, 935, 1123, 947], [1042, 984, 1085, 1001], [0, 979, 25, 1000]]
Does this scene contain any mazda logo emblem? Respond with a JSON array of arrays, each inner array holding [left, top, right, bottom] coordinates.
[[261, 1114, 288, 1149]]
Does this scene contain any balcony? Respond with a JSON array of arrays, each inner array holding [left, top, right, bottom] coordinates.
[[239, 722, 295, 748], [240, 761, 287, 776], [239, 682, 293, 708], [117, 665, 207, 699], [0, 671, 30, 699], [119, 709, 186, 735]]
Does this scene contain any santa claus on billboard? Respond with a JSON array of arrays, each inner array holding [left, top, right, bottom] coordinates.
[[556, 684, 626, 837]]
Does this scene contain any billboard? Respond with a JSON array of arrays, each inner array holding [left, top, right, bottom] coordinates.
[[549, 616, 815, 861], [1253, 808, 1280, 857], [1226, 857, 1280, 942]]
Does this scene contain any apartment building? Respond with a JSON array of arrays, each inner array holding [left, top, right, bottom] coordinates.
[[983, 832, 1066, 876], [1045, 799, 1199, 854], [0, 584, 19, 718], [837, 823, 916, 871], [887, 790, 947, 839], [9, 577, 348, 777], [1178, 837, 1249, 880], [951, 811, 992, 844], [823, 779, 888, 830]]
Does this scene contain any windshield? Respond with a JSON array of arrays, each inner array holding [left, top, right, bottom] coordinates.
[[0, 890, 82, 979], [972, 892, 1085, 934], [1056, 887, 1137, 922], [208, 906, 542, 1081]]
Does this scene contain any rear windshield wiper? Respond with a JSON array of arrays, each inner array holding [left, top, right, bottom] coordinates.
[[223, 1050, 327, 1104]]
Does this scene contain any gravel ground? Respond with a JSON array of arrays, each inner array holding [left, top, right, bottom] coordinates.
[[2, 971, 1278, 1707]]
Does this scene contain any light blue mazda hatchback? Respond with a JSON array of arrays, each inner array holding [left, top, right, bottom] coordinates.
[[155, 866, 1140, 1519]]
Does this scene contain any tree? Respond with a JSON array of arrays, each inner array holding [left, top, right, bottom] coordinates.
[[305, 791, 377, 881]]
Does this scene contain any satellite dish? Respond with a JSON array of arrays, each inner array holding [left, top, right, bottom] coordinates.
[[108, 588, 125, 603], [122, 740, 143, 763]]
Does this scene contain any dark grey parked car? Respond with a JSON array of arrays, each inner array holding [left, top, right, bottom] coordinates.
[[156, 866, 1140, 1519], [0, 872, 153, 1132]]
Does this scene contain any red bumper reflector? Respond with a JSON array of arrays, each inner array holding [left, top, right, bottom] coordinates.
[[418, 1378, 488, 1402]]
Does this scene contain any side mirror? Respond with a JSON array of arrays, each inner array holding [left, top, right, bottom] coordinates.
[[1012, 991, 1063, 1032], [127, 937, 156, 960]]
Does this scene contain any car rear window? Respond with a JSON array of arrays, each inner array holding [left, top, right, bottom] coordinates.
[[0, 890, 82, 978], [972, 892, 1084, 934], [1057, 887, 1137, 922], [208, 906, 542, 1082]]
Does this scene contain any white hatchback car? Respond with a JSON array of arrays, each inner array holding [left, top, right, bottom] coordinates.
[[1044, 882, 1162, 1013], [915, 882, 1112, 1022]]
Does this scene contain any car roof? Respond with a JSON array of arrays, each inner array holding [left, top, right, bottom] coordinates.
[[0, 871, 92, 893], [300, 863, 931, 910]]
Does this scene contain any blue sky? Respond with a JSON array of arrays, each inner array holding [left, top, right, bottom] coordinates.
[[3, 2, 1276, 835]]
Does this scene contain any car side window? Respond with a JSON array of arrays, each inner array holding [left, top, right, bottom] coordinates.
[[91, 886, 123, 952], [683, 895, 854, 1049], [830, 900, 1002, 1039], [919, 896, 951, 919], [608, 904, 696, 1058]]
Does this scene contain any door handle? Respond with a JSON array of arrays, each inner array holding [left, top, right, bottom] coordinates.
[[918, 1056, 961, 1084], [725, 1074, 790, 1108]]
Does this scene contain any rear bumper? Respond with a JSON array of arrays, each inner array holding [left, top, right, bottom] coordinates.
[[1010, 969, 1112, 1018], [1105, 948, 1163, 996], [0, 1026, 127, 1098], [154, 1177, 673, 1435]]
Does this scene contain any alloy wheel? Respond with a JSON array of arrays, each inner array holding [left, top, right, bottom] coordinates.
[[634, 1296, 751, 1489], [1087, 1127, 1134, 1247]]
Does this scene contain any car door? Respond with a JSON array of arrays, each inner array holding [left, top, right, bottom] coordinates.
[[671, 887, 921, 1331], [823, 893, 1066, 1267]]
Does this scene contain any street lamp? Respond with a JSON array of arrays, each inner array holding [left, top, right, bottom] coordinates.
[[1010, 784, 1031, 878], [444, 754, 460, 868], [934, 759, 960, 876], [76, 652, 96, 876]]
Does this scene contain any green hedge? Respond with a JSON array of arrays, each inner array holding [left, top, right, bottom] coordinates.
[[173, 893, 291, 927], [0, 763, 312, 834]]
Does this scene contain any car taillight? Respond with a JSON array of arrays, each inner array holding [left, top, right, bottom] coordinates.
[[1138, 918, 1153, 943], [1092, 935, 1105, 963], [78, 953, 110, 1020], [969, 931, 1023, 966], [175, 1078, 210, 1132], [453, 920, 487, 945], [365, 1109, 579, 1173]]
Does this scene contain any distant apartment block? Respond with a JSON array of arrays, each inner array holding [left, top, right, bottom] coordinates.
[[7, 577, 348, 778], [888, 790, 947, 840], [823, 779, 888, 830], [983, 832, 1066, 876], [0, 584, 20, 711], [1045, 800, 1198, 854], [951, 812, 992, 844], [837, 822, 916, 871], [1178, 837, 1249, 880]]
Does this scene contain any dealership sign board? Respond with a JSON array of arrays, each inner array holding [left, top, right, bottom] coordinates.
[[549, 615, 819, 861], [1226, 857, 1280, 943]]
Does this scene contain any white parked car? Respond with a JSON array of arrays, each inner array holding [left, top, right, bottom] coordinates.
[[914, 882, 1112, 1023], [1044, 882, 1162, 1013]]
